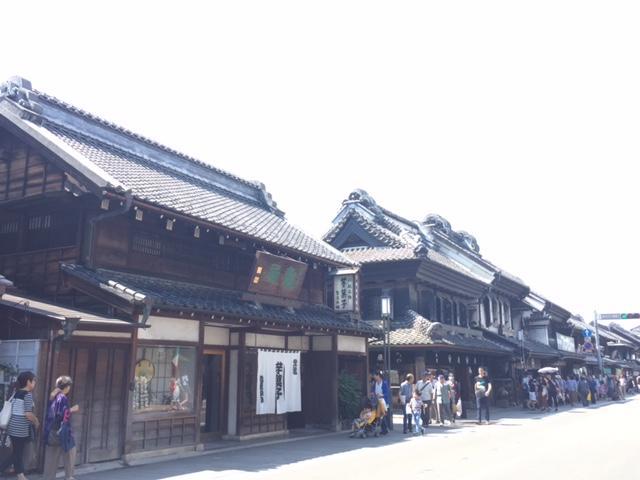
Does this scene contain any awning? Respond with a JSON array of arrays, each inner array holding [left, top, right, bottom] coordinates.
[[0, 292, 140, 331]]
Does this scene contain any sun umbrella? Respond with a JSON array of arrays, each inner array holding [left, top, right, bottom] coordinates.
[[537, 367, 559, 374]]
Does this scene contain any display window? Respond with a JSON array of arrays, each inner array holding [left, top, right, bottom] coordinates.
[[133, 346, 196, 414]]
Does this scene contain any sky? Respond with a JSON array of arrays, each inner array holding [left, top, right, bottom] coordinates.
[[1, 1, 639, 325]]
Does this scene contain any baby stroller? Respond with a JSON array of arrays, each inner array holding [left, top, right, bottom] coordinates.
[[350, 395, 384, 438]]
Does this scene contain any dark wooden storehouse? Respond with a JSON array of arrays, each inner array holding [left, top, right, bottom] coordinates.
[[0, 76, 375, 469]]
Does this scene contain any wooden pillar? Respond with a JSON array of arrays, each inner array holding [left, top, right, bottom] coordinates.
[[235, 332, 246, 436], [330, 334, 339, 430], [194, 322, 204, 446], [365, 339, 371, 394], [123, 326, 138, 455]]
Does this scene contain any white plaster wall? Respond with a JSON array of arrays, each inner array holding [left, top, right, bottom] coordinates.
[[528, 327, 549, 345], [245, 333, 286, 349], [204, 326, 230, 346], [138, 316, 199, 342], [72, 331, 131, 339], [287, 336, 310, 351], [312, 336, 333, 351], [337, 335, 366, 353]]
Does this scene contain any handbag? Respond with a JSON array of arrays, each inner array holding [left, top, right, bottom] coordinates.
[[0, 395, 14, 430], [47, 421, 62, 446], [47, 399, 64, 446]]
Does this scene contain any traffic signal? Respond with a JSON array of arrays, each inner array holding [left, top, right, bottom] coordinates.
[[620, 313, 640, 319]]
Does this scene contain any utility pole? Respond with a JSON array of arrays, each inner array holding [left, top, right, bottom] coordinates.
[[593, 310, 603, 374]]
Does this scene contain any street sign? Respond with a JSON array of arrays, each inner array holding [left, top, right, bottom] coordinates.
[[599, 313, 640, 320], [583, 329, 592, 337]]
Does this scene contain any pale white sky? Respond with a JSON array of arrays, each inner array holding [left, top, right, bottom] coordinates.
[[2, 1, 640, 323]]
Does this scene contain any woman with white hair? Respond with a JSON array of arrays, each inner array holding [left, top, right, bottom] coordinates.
[[43, 376, 80, 480]]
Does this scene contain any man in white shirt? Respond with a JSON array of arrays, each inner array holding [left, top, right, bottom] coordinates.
[[415, 371, 434, 428], [619, 375, 627, 400]]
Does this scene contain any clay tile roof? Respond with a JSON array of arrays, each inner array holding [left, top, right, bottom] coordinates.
[[62, 264, 378, 334], [370, 310, 513, 354]]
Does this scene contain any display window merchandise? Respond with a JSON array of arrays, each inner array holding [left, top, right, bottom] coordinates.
[[134, 346, 196, 414]]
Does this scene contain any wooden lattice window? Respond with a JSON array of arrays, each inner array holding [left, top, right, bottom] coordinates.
[[132, 234, 162, 256], [27, 214, 52, 231], [0, 221, 19, 234]]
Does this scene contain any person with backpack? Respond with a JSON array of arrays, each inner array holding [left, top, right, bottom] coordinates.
[[0, 371, 40, 480], [43, 376, 79, 480]]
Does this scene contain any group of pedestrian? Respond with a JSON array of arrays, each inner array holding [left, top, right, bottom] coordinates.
[[520, 371, 637, 412], [394, 366, 491, 435], [0, 372, 78, 480]]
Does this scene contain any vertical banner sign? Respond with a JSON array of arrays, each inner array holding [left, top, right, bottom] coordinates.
[[285, 351, 302, 412], [256, 350, 276, 414], [275, 357, 286, 414], [256, 349, 302, 415], [334, 274, 355, 311]]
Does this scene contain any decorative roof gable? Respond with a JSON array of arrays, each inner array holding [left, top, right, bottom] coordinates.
[[325, 189, 527, 291]]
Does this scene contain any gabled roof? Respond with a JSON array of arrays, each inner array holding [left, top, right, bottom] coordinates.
[[370, 310, 513, 355], [609, 323, 640, 346], [324, 189, 529, 294], [0, 77, 351, 267], [341, 245, 488, 285], [62, 264, 377, 335], [596, 323, 634, 347]]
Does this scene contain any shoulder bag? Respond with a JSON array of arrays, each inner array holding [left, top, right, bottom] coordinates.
[[0, 395, 14, 430]]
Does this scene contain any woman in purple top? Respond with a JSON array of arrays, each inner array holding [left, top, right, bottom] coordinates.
[[43, 376, 79, 480]]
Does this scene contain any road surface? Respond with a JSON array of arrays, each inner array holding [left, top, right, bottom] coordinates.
[[76, 396, 638, 480]]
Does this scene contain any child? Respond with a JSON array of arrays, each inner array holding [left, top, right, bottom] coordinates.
[[410, 390, 424, 435], [350, 404, 374, 438]]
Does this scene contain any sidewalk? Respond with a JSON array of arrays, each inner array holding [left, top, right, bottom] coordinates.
[[34, 396, 636, 479]]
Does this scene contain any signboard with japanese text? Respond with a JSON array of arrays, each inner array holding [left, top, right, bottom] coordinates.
[[333, 274, 358, 312], [248, 251, 308, 300]]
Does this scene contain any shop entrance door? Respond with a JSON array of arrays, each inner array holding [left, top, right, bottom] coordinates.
[[53, 343, 129, 464], [200, 350, 225, 439]]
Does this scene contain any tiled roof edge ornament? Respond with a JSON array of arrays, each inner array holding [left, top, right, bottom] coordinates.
[[423, 214, 452, 235], [423, 214, 481, 254], [254, 181, 285, 217], [346, 189, 385, 221], [414, 315, 442, 338], [0, 274, 14, 297], [456, 231, 480, 254], [0, 77, 43, 117], [413, 242, 429, 258]]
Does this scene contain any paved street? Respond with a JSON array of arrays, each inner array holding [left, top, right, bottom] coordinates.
[[75, 395, 639, 480]]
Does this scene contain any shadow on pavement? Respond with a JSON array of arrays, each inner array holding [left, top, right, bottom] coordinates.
[[77, 397, 638, 479]]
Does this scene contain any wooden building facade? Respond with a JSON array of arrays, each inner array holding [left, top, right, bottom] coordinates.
[[0, 77, 374, 469], [323, 190, 523, 407]]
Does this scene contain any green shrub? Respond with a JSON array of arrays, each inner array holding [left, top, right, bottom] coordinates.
[[338, 371, 362, 421]]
